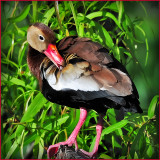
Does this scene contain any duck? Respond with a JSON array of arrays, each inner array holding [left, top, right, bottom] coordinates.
[[27, 22, 143, 158]]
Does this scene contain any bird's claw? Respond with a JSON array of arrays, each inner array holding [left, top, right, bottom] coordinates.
[[79, 149, 97, 159], [47, 140, 78, 158]]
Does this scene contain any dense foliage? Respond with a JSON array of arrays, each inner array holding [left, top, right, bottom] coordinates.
[[1, 1, 159, 159]]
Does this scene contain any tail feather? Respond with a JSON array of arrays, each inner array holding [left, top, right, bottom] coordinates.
[[122, 95, 143, 113]]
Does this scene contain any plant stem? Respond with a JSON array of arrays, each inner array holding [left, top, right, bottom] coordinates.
[[55, 1, 65, 34]]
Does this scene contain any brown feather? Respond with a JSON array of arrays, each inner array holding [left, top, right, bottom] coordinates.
[[58, 37, 113, 64]]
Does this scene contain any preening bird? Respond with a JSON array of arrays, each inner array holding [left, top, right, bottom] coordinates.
[[27, 23, 143, 158]]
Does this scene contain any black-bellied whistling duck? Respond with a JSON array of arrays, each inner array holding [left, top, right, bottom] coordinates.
[[27, 23, 143, 158]]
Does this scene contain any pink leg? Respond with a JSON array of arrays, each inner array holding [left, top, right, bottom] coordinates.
[[80, 115, 103, 158], [47, 107, 87, 158]]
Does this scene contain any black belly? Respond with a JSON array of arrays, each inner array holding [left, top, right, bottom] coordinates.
[[41, 77, 142, 113]]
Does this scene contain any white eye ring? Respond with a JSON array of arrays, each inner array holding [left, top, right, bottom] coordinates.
[[39, 35, 45, 41]]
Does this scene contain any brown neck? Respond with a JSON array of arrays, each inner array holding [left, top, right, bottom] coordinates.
[[27, 46, 45, 80]]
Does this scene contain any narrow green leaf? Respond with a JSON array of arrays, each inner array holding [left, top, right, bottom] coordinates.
[[5, 130, 24, 159], [39, 103, 51, 127], [85, 1, 98, 14], [38, 137, 44, 159], [119, 156, 126, 159], [34, 135, 41, 146], [79, 22, 84, 37], [134, 152, 139, 159], [135, 25, 149, 66], [20, 130, 27, 159], [18, 41, 28, 66], [99, 154, 113, 159], [130, 123, 147, 157], [55, 1, 65, 34], [100, 1, 110, 11], [1, 132, 16, 148], [88, 20, 114, 48], [102, 119, 128, 137], [113, 45, 120, 61], [89, 135, 96, 152], [8, 5, 31, 22], [108, 108, 116, 124], [42, 7, 55, 25], [116, 1, 124, 24], [69, 1, 79, 34], [148, 95, 159, 119], [85, 110, 97, 127], [1, 59, 18, 68], [146, 145, 153, 158], [86, 11, 122, 30], [124, 51, 132, 58], [1, 73, 32, 89], [139, 132, 146, 155], [67, 109, 80, 134], [7, 33, 14, 60], [44, 121, 53, 130], [112, 135, 115, 151], [16, 93, 47, 136], [14, 24, 26, 37], [106, 2, 118, 12], [54, 115, 70, 128], [32, 1, 37, 22], [24, 133, 37, 146], [140, 2, 148, 16]]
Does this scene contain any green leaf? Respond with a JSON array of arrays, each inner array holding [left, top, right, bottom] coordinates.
[[86, 11, 122, 30], [134, 152, 139, 159], [53, 115, 69, 128], [89, 135, 96, 152], [16, 93, 47, 136], [20, 130, 27, 159], [69, 1, 79, 34], [14, 24, 26, 37], [119, 156, 126, 159], [18, 41, 28, 66], [1, 59, 18, 68], [85, 110, 97, 127], [124, 51, 132, 58], [1, 73, 33, 89], [67, 109, 80, 134], [106, 2, 118, 12], [113, 45, 121, 61], [146, 145, 153, 158], [88, 19, 114, 48], [7, 33, 14, 60], [5, 130, 24, 159], [38, 137, 44, 159], [42, 7, 55, 25], [116, 1, 124, 24], [108, 108, 116, 124], [99, 153, 113, 159], [130, 123, 147, 158], [79, 22, 84, 37], [135, 25, 149, 66], [106, 110, 124, 137], [102, 119, 128, 137], [148, 95, 159, 119], [32, 1, 37, 22], [112, 135, 115, 151], [8, 5, 31, 22], [44, 121, 53, 130], [139, 132, 146, 156], [24, 133, 37, 146], [85, 1, 98, 14]]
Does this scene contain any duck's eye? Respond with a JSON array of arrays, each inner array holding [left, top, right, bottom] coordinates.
[[39, 35, 45, 41]]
